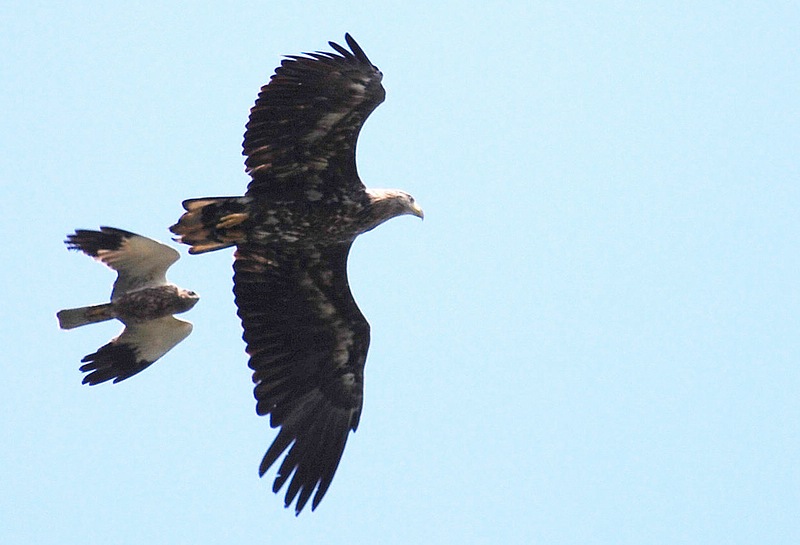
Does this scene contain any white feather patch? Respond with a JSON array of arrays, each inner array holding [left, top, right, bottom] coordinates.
[[116, 316, 193, 363], [302, 110, 348, 142]]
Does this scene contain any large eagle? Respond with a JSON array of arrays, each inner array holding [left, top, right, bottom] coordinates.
[[171, 34, 423, 513], [57, 227, 199, 384]]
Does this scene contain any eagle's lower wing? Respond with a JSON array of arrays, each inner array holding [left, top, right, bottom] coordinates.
[[243, 34, 385, 198], [66, 227, 180, 299], [79, 316, 193, 385], [233, 242, 369, 514]]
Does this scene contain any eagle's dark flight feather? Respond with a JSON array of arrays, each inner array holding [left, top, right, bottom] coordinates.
[[243, 33, 385, 198], [234, 242, 367, 512]]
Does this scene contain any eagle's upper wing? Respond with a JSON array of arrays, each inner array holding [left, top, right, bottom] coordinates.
[[66, 227, 180, 299], [242, 33, 385, 198], [79, 316, 193, 385], [233, 242, 369, 514]]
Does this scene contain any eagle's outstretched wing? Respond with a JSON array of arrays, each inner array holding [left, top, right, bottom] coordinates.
[[66, 227, 179, 299], [243, 33, 385, 199], [233, 242, 369, 513], [80, 316, 194, 385]]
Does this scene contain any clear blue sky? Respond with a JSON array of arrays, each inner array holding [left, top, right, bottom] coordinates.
[[2, 2, 799, 543]]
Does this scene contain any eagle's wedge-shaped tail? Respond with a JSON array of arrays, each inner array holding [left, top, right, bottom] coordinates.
[[57, 303, 115, 330], [170, 197, 251, 254]]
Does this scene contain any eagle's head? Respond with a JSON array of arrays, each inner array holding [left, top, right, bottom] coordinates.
[[362, 189, 423, 233], [391, 190, 424, 221]]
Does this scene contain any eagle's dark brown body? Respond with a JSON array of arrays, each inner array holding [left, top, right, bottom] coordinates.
[[172, 187, 418, 253]]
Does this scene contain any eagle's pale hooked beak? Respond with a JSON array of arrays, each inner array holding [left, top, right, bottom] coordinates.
[[410, 202, 424, 220]]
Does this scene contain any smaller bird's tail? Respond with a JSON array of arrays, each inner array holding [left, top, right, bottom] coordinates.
[[170, 197, 252, 254], [57, 303, 116, 330]]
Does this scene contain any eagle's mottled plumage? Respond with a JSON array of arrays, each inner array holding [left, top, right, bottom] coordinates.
[[171, 34, 422, 513], [57, 227, 199, 384]]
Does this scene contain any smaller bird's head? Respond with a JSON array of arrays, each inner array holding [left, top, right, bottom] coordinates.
[[176, 288, 200, 313]]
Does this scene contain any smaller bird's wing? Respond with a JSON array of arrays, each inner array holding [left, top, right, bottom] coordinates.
[[79, 316, 193, 385], [66, 227, 180, 299]]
